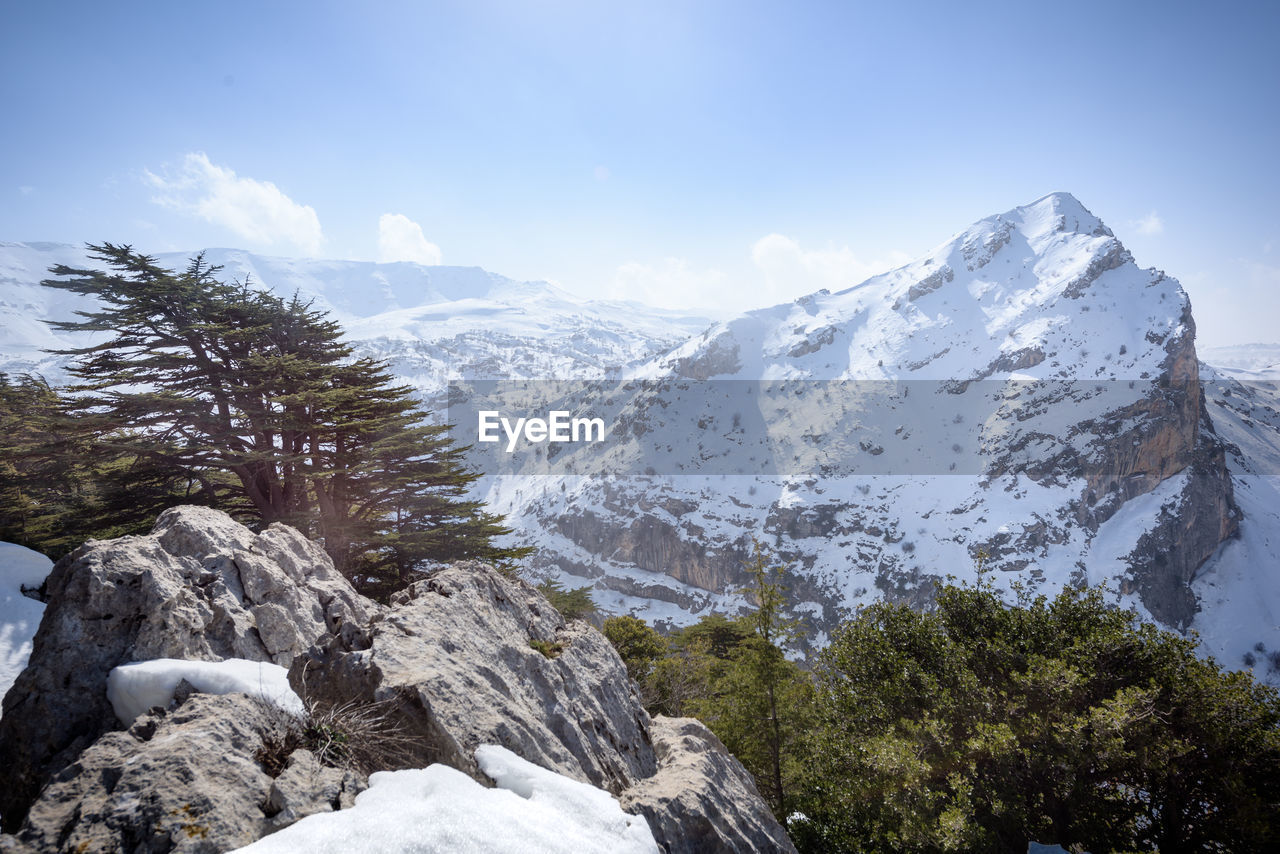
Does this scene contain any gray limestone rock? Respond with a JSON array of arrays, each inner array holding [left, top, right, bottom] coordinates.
[[0, 506, 377, 831], [0, 509, 794, 852], [620, 716, 798, 854], [8, 692, 362, 854], [294, 560, 658, 795]]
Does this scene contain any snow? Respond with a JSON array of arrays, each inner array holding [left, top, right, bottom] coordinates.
[[0, 242, 714, 390], [230, 745, 658, 854], [0, 541, 53, 718], [1201, 343, 1280, 380], [6, 196, 1280, 671], [105, 658, 304, 726], [1189, 369, 1280, 679], [1191, 475, 1280, 674]]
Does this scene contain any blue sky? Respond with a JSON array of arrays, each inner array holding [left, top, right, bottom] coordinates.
[[3, 0, 1278, 347]]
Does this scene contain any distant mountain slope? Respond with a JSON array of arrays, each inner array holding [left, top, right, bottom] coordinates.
[[3, 195, 1278, 678], [0, 242, 714, 388], [1201, 343, 1280, 381]]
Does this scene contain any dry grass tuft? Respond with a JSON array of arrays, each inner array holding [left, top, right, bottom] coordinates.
[[255, 695, 416, 778]]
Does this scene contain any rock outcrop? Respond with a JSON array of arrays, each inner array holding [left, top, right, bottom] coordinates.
[[293, 560, 658, 794], [0, 508, 793, 852], [6, 693, 361, 854], [0, 506, 377, 831], [621, 716, 799, 854]]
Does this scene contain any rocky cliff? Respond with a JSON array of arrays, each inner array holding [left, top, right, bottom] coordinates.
[[0, 508, 792, 853]]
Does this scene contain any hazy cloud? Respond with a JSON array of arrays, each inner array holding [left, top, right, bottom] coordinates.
[[145, 152, 325, 255], [377, 213, 443, 265], [610, 258, 728, 310], [1131, 211, 1165, 236], [752, 234, 911, 296], [605, 237, 911, 313]]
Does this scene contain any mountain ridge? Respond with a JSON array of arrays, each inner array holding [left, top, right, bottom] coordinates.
[[3, 194, 1279, 679]]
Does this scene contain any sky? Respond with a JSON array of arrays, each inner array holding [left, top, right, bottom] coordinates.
[[2, 0, 1278, 348]]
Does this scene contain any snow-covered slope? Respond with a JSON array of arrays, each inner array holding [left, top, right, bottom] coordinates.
[[0, 242, 713, 389], [1202, 343, 1280, 381], [1191, 367, 1280, 675], [635, 192, 1169, 384]]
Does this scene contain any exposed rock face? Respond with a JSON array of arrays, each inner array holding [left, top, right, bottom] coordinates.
[[554, 509, 749, 595], [620, 716, 798, 854], [0, 506, 376, 831], [975, 309, 1239, 627], [1, 509, 793, 851], [1125, 435, 1239, 628], [5, 692, 362, 854], [295, 562, 792, 852], [1073, 308, 1208, 524], [293, 560, 657, 794]]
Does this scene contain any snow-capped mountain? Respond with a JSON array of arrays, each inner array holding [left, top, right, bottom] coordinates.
[[0, 242, 714, 388], [3, 193, 1278, 676], [460, 194, 1278, 673]]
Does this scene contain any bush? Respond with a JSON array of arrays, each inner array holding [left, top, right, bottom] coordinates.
[[791, 582, 1280, 853], [602, 615, 667, 683]]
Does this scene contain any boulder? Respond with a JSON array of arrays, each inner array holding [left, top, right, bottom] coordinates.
[[1, 509, 794, 852], [294, 561, 657, 794], [5, 692, 362, 853], [620, 716, 798, 854], [0, 506, 376, 830]]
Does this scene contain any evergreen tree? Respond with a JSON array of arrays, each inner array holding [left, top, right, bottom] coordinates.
[[0, 373, 89, 552], [536, 579, 598, 622], [41, 243, 527, 594], [689, 540, 814, 820], [791, 581, 1280, 853], [0, 373, 204, 556]]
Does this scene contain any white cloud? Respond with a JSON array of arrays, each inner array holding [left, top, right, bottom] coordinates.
[[144, 152, 325, 256], [1131, 211, 1165, 236], [377, 213, 443, 266], [751, 234, 910, 296]]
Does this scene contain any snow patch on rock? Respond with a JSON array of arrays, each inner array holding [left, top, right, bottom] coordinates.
[[106, 658, 304, 726], [231, 745, 658, 854]]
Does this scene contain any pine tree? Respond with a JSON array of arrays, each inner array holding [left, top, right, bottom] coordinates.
[[41, 243, 527, 594], [695, 540, 812, 819]]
